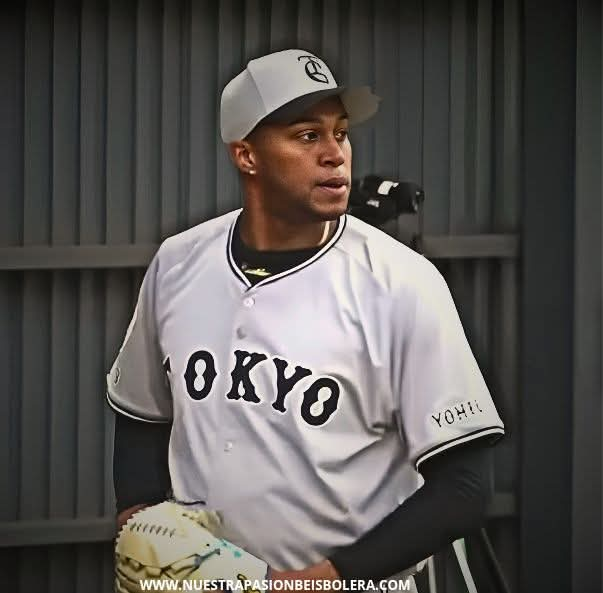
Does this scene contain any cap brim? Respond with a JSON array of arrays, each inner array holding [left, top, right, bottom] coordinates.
[[252, 86, 380, 133], [340, 86, 381, 125]]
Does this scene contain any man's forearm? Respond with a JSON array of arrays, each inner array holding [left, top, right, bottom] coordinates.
[[329, 441, 492, 580]]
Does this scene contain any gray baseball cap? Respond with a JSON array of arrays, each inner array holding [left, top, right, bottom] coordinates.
[[220, 49, 380, 143]]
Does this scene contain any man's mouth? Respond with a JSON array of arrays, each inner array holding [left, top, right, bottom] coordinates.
[[318, 176, 349, 189], [316, 177, 349, 198]]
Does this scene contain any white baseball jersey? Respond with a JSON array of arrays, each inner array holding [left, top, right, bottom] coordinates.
[[107, 210, 504, 571]]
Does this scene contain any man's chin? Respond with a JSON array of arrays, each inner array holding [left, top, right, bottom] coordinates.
[[310, 195, 349, 221]]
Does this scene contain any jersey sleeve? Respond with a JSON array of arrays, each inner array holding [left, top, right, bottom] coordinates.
[[397, 268, 505, 471], [106, 251, 173, 423]]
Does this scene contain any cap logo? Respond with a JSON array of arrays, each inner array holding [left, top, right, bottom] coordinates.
[[297, 55, 330, 84]]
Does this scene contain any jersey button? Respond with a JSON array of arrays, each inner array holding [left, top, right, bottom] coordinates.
[[236, 327, 246, 339], [243, 297, 255, 308], [224, 441, 234, 452]]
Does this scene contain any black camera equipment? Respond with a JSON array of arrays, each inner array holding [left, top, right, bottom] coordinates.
[[347, 175, 426, 250], [347, 175, 425, 222]]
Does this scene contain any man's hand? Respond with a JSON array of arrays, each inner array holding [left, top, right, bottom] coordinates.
[[116, 503, 149, 531], [270, 559, 340, 592]]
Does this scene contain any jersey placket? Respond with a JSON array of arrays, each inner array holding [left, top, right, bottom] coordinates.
[[205, 284, 264, 509]]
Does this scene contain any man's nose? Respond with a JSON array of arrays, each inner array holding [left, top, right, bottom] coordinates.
[[319, 136, 346, 167]]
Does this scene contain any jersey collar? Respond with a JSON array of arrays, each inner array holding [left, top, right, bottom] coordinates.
[[226, 213, 347, 289]]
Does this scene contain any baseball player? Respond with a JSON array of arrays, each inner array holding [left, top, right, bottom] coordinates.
[[108, 49, 505, 590]]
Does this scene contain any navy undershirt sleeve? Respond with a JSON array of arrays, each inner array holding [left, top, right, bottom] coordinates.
[[113, 413, 172, 514], [329, 440, 493, 580]]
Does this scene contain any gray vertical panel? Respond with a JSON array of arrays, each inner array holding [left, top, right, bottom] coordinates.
[[346, 0, 374, 177], [492, 259, 518, 493], [102, 541, 116, 593], [350, 0, 379, 176], [104, 2, 137, 539], [449, 0, 468, 233], [269, 0, 297, 51], [491, 2, 520, 518], [76, 544, 105, 593], [490, 0, 522, 552], [471, 261, 490, 389], [52, 0, 81, 247], [0, 5, 24, 525], [0, 5, 24, 247], [0, 548, 19, 591], [471, 0, 494, 408], [48, 268, 78, 507], [48, 0, 79, 520], [48, 22, 81, 593], [573, 0, 602, 590], [23, 0, 52, 247], [397, 0, 423, 183], [78, 0, 108, 534], [21, 2, 53, 557], [373, 0, 400, 177], [0, 273, 22, 523], [19, 545, 49, 593], [474, 0, 492, 229], [78, 0, 108, 519], [19, 272, 51, 593], [243, 0, 271, 60], [52, 0, 86, 570], [135, 0, 162, 243], [104, 269, 132, 513], [396, 0, 423, 241], [80, 0, 107, 245], [422, 0, 450, 233], [469, 0, 493, 372], [77, 270, 106, 516], [189, 0, 219, 223], [19, 82, 53, 575], [178, 0, 191, 228], [106, 0, 136, 245], [102, 268, 129, 593], [447, 0, 469, 348], [160, 0, 183, 239], [216, 0, 243, 215], [492, 0, 520, 498], [320, 0, 342, 69], [494, 0, 521, 232], [49, 544, 75, 593], [296, 0, 322, 51], [464, 0, 477, 228]]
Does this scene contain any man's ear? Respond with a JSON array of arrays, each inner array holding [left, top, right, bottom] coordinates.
[[228, 141, 257, 175]]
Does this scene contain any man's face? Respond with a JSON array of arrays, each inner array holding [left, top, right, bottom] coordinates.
[[244, 96, 352, 223]]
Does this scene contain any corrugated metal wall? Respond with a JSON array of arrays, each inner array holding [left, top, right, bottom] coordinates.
[[0, 1, 522, 592]]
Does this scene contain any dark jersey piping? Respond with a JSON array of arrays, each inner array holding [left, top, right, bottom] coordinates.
[[415, 425, 505, 471], [106, 392, 172, 424]]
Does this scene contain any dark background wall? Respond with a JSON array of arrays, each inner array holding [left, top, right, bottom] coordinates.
[[0, 1, 599, 592]]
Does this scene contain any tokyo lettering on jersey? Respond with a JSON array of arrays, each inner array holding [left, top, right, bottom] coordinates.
[[106, 210, 505, 570]]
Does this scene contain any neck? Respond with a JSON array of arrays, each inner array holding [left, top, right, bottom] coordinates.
[[239, 204, 334, 251]]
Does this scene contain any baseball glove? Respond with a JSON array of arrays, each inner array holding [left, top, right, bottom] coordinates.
[[115, 501, 268, 593]]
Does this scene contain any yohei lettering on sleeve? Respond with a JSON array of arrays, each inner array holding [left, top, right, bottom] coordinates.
[[431, 399, 484, 428]]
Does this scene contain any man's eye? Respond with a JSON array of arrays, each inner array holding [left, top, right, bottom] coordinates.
[[299, 131, 319, 141], [336, 129, 349, 141]]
